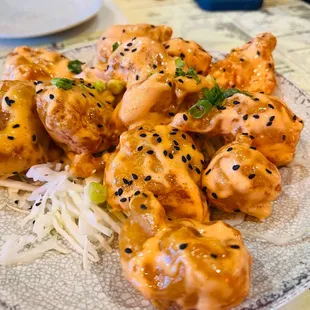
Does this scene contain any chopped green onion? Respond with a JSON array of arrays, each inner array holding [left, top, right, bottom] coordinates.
[[89, 182, 108, 204], [93, 80, 106, 93], [189, 99, 213, 119], [112, 42, 120, 52], [67, 60, 84, 74], [51, 78, 75, 90], [188, 83, 252, 118], [107, 79, 125, 95], [175, 57, 185, 69]]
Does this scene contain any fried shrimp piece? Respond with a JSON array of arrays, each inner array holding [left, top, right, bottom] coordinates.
[[117, 73, 177, 128], [202, 135, 281, 220], [36, 78, 117, 154], [3, 46, 74, 81], [97, 23, 172, 69], [0, 81, 52, 178], [171, 92, 304, 166], [120, 193, 252, 310], [104, 124, 209, 221], [104, 37, 175, 87], [209, 33, 277, 94], [164, 38, 212, 76]]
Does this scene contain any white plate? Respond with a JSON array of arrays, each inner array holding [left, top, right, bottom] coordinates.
[[0, 44, 310, 310], [0, 0, 103, 39]]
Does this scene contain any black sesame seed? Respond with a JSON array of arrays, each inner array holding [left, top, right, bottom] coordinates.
[[7, 136, 14, 140], [299, 120, 303, 123], [138, 127, 143, 130], [114, 191, 119, 196], [268, 63, 273, 68], [256, 51, 261, 56], [152, 64, 157, 69], [248, 174, 256, 179], [169, 112, 175, 116], [202, 186, 207, 193], [173, 140, 179, 145], [167, 217, 172, 221], [266, 121, 272, 126], [243, 114, 248, 121], [233, 100, 240, 105], [212, 192, 218, 199], [178, 79, 184, 84], [153, 133, 159, 137], [240, 58, 245, 62], [186, 154, 191, 161], [260, 91, 265, 94], [136, 75, 139, 81], [168, 81, 172, 87], [234, 209, 241, 212], [242, 133, 248, 136], [123, 178, 129, 185], [266, 168, 272, 174], [230, 245, 240, 249], [293, 115, 297, 121], [147, 150, 154, 155], [188, 164, 193, 170], [89, 92, 94, 97], [120, 198, 127, 202], [14, 200, 19, 204], [132, 37, 136, 40], [32, 135, 36, 142], [127, 42, 132, 47], [35, 202, 41, 206], [97, 103, 102, 108], [250, 135, 255, 140], [180, 52, 185, 59], [36, 89, 43, 94], [232, 165, 240, 171], [125, 248, 132, 253], [173, 128, 179, 132], [82, 93, 86, 98], [137, 146, 143, 151], [134, 190, 141, 196], [169, 131, 177, 135], [142, 193, 148, 197], [282, 135, 286, 141], [127, 180, 133, 186], [144, 175, 151, 181], [211, 253, 218, 259], [183, 114, 188, 121], [124, 48, 129, 52], [140, 133, 147, 138], [174, 146, 180, 151], [97, 124, 103, 128], [140, 204, 147, 210], [122, 29, 126, 33], [253, 114, 260, 119], [169, 153, 174, 159], [12, 124, 20, 128], [179, 243, 188, 250], [253, 98, 259, 102], [269, 116, 275, 121], [181, 134, 186, 140], [227, 147, 233, 152], [157, 137, 162, 143], [205, 169, 211, 175], [132, 173, 138, 180], [268, 103, 274, 109], [163, 150, 168, 156], [250, 146, 257, 150], [12, 172, 18, 175], [165, 45, 170, 49], [195, 167, 201, 174], [192, 144, 196, 150], [159, 70, 164, 74], [182, 156, 187, 163], [131, 48, 137, 52], [223, 68, 226, 72], [117, 188, 123, 196]]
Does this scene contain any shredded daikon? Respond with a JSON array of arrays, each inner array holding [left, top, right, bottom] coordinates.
[[0, 163, 124, 268]]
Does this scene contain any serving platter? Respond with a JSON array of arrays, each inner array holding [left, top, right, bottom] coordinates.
[[0, 43, 309, 310]]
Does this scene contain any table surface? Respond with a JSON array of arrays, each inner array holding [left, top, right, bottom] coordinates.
[[0, 0, 309, 309]]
